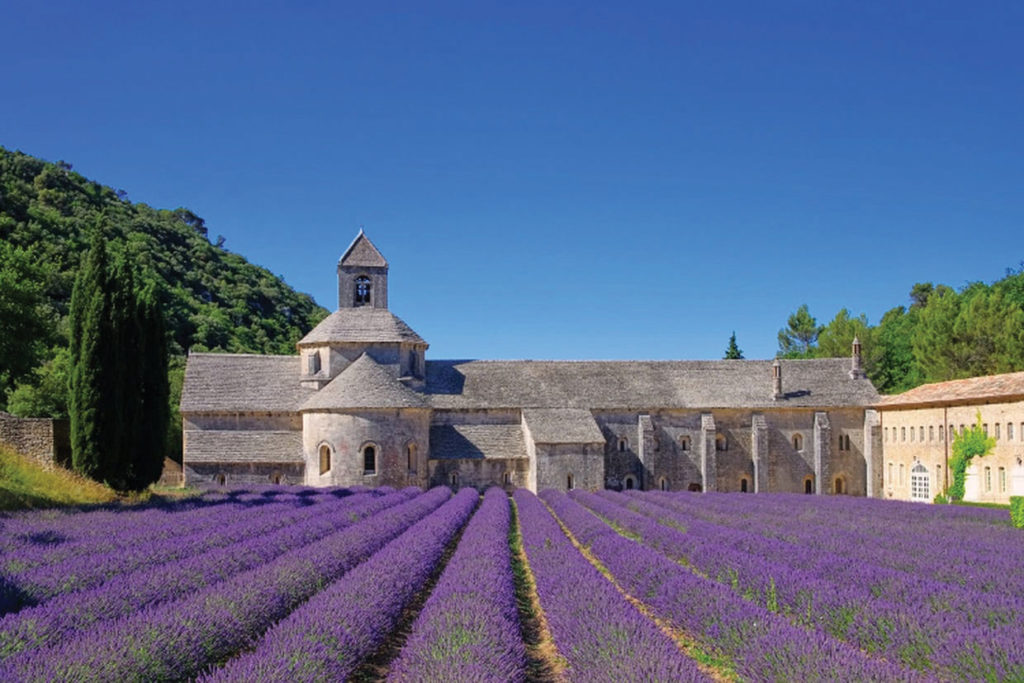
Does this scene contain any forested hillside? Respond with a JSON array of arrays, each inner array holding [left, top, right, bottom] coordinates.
[[0, 147, 328, 452], [777, 275, 1024, 394]]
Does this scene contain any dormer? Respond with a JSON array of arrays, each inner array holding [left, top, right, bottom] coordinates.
[[338, 230, 388, 309]]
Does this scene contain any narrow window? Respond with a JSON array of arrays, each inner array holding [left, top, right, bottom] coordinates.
[[984, 466, 992, 492], [354, 276, 371, 306], [910, 427, 915, 443], [567, 474, 574, 490], [406, 443, 416, 472], [884, 427, 889, 443], [715, 433, 727, 451], [740, 478, 748, 493], [999, 467, 1007, 493], [679, 436, 690, 451], [618, 437, 627, 453], [899, 463, 904, 485], [1009, 423, 1015, 441], [503, 471, 511, 486], [660, 477, 669, 491], [319, 444, 331, 475], [901, 427, 906, 442], [995, 423, 1001, 440], [363, 445, 376, 474], [408, 350, 417, 376], [935, 464, 942, 488], [804, 477, 813, 494], [940, 425, 945, 441], [307, 351, 321, 375], [960, 424, 965, 435], [983, 423, 989, 437], [271, 472, 282, 485], [919, 426, 924, 442], [844, 434, 851, 451], [949, 425, 955, 441], [793, 433, 803, 451], [450, 471, 459, 488], [216, 473, 226, 486], [928, 425, 934, 442], [888, 463, 893, 484]]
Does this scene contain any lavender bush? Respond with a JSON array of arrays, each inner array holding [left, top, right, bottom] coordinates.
[[514, 489, 708, 682], [0, 487, 451, 682], [204, 487, 480, 682], [388, 487, 527, 682], [546, 490, 921, 682], [0, 488, 418, 660]]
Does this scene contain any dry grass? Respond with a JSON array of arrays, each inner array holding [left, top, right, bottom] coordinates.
[[0, 445, 122, 510]]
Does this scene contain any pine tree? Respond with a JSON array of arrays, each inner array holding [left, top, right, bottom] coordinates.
[[777, 304, 822, 357], [723, 332, 744, 359]]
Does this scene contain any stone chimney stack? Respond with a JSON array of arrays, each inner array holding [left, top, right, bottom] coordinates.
[[772, 358, 782, 400], [849, 336, 864, 379]]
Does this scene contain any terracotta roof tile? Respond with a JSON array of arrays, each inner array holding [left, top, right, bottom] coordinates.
[[877, 371, 1024, 408]]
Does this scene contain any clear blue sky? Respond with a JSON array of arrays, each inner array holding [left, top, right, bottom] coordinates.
[[5, 1, 1022, 361]]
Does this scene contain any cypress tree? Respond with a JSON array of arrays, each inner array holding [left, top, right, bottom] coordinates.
[[136, 282, 170, 488], [69, 232, 114, 480], [69, 233, 169, 490]]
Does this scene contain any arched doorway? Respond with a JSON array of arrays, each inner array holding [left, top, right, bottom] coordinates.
[[833, 476, 845, 495], [740, 478, 748, 493], [687, 482, 702, 492], [804, 476, 814, 494], [623, 475, 636, 490]]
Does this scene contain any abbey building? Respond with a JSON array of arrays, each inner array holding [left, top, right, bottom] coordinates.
[[180, 232, 883, 494]]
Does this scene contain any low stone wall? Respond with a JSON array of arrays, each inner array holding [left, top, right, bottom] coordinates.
[[0, 412, 71, 469], [184, 461, 305, 488]]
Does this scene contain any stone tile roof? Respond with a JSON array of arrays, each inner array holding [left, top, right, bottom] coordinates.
[[877, 371, 1024, 408], [184, 429, 303, 463], [180, 353, 314, 413], [297, 308, 426, 345], [301, 354, 427, 411], [523, 408, 604, 444], [424, 358, 877, 410], [339, 230, 387, 267], [429, 424, 528, 460]]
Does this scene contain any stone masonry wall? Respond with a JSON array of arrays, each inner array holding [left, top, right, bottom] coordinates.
[[0, 412, 71, 469]]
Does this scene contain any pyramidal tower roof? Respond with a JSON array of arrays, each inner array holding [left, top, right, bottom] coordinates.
[[300, 353, 427, 410], [339, 230, 388, 268]]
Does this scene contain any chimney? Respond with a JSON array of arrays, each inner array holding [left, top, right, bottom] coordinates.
[[849, 336, 863, 379], [772, 358, 782, 400]]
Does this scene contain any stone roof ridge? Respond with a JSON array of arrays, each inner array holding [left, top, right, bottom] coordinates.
[[300, 353, 427, 411], [298, 308, 426, 346], [187, 351, 296, 359], [339, 230, 388, 268]]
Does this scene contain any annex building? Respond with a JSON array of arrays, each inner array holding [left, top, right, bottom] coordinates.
[[181, 232, 886, 495], [878, 372, 1024, 505]]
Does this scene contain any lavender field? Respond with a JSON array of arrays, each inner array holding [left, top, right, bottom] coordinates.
[[0, 486, 1021, 682]]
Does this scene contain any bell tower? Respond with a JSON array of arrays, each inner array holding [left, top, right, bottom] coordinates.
[[338, 229, 388, 310]]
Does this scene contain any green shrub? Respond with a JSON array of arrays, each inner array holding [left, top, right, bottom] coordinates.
[[1012, 497, 1024, 529], [933, 493, 949, 505]]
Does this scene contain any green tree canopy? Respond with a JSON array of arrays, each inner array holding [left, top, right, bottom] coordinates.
[[777, 304, 822, 358]]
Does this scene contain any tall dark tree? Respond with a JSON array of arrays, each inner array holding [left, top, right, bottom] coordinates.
[[69, 232, 169, 490], [69, 232, 114, 481], [723, 331, 744, 359]]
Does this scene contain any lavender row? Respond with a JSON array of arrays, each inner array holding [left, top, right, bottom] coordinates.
[[0, 488, 418, 661], [514, 489, 707, 682], [641, 490, 1024, 595], [544, 490, 920, 682], [1, 489, 334, 577], [581, 490, 1024, 680], [388, 487, 527, 682], [205, 487, 479, 681], [5, 492, 364, 609], [0, 487, 452, 682]]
